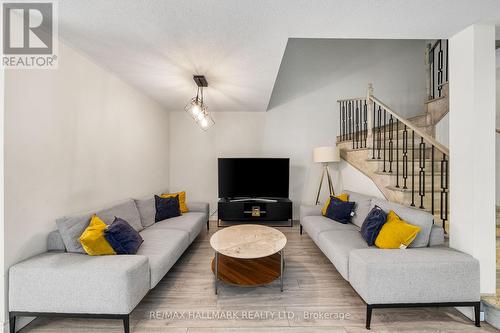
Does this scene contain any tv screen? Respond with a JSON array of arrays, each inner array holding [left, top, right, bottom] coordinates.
[[218, 158, 289, 198]]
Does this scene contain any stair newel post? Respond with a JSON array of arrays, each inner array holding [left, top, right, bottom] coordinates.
[[418, 137, 426, 209], [402, 125, 408, 189], [388, 115, 394, 173], [431, 145, 435, 215], [396, 120, 400, 187], [411, 130, 415, 207]]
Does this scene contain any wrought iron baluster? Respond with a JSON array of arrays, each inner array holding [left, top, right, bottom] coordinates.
[[445, 40, 448, 82], [402, 125, 408, 189], [396, 120, 400, 187], [431, 47, 435, 99], [339, 102, 342, 141], [372, 101, 376, 159], [388, 115, 394, 173], [419, 137, 426, 209], [437, 40, 443, 97], [355, 100, 360, 149], [342, 102, 346, 141], [363, 100, 368, 148], [351, 101, 355, 149], [441, 154, 449, 231], [411, 131, 415, 206], [383, 109, 387, 172], [377, 106, 382, 159], [431, 146, 435, 215]]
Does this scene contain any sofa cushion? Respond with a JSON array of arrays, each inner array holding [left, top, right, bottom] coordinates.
[[321, 193, 349, 216], [345, 190, 374, 228], [96, 199, 143, 232], [301, 215, 359, 242], [135, 195, 156, 228], [375, 211, 421, 249], [9, 252, 150, 314], [79, 215, 116, 256], [360, 206, 387, 246], [150, 212, 206, 243], [324, 197, 356, 224], [155, 195, 181, 222], [348, 247, 480, 304], [161, 191, 189, 213], [104, 218, 144, 255], [137, 228, 190, 288], [47, 230, 67, 252], [371, 198, 433, 248], [56, 213, 93, 254], [316, 230, 369, 280]]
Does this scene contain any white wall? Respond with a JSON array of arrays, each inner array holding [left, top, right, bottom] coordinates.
[[169, 39, 424, 217], [4, 39, 170, 329], [496, 68, 500, 206], [449, 24, 496, 295], [435, 113, 450, 147]]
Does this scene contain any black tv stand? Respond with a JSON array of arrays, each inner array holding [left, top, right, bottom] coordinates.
[[218, 198, 292, 227]]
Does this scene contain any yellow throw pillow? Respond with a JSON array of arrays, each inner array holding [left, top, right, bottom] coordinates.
[[321, 193, 349, 216], [79, 215, 116, 256], [375, 211, 421, 249], [161, 191, 188, 213]]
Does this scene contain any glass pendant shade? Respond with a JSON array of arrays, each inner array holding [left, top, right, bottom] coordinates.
[[185, 79, 215, 130]]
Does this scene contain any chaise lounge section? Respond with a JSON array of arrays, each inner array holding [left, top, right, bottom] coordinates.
[[300, 190, 480, 329], [9, 193, 209, 333]]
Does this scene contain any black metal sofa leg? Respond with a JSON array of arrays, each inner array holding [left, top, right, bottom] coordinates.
[[300, 224, 303, 234], [207, 220, 210, 230], [366, 305, 372, 329], [474, 302, 481, 327], [123, 314, 130, 333], [9, 313, 15, 333]]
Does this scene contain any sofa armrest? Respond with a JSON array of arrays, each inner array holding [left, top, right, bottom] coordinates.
[[300, 204, 322, 221], [428, 224, 445, 246], [187, 202, 209, 217]]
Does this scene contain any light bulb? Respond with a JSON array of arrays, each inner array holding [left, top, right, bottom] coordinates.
[[196, 111, 205, 121], [191, 104, 201, 117], [200, 117, 208, 128]]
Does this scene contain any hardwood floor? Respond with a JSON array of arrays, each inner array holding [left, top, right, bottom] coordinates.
[[20, 221, 498, 333]]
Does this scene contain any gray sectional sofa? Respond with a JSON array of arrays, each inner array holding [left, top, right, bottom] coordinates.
[[300, 190, 481, 329], [8, 193, 209, 333]]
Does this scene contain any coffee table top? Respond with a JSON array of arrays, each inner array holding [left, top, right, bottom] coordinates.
[[210, 224, 287, 259]]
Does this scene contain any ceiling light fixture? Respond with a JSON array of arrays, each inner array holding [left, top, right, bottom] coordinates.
[[185, 75, 215, 130]]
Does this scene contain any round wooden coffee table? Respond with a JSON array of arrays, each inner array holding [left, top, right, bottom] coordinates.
[[210, 224, 287, 294]]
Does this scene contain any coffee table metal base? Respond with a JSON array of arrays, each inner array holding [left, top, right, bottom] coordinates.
[[212, 251, 284, 294]]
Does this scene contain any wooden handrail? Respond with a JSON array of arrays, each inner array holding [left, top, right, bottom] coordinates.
[[368, 94, 449, 156]]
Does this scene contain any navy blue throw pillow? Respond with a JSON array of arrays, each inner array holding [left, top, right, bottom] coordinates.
[[324, 197, 356, 224], [104, 217, 143, 254], [360, 205, 387, 246], [155, 195, 181, 222]]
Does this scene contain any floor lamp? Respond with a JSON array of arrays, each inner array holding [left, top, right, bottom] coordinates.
[[313, 146, 340, 205]]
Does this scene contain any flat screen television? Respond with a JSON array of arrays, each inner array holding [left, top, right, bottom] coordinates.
[[218, 158, 289, 199]]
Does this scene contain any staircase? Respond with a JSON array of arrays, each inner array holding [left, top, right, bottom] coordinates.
[[336, 83, 450, 232]]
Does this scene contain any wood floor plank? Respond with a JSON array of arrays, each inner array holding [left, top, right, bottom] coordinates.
[[19, 220, 495, 332]]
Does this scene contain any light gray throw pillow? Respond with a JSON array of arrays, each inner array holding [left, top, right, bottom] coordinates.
[[96, 199, 143, 232], [55, 213, 93, 253]]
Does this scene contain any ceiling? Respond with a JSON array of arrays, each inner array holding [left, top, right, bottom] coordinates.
[[58, 0, 500, 112]]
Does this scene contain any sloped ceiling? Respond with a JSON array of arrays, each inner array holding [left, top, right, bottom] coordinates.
[[58, 0, 500, 112]]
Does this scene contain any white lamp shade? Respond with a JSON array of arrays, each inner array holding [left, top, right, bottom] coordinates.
[[313, 146, 340, 163]]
